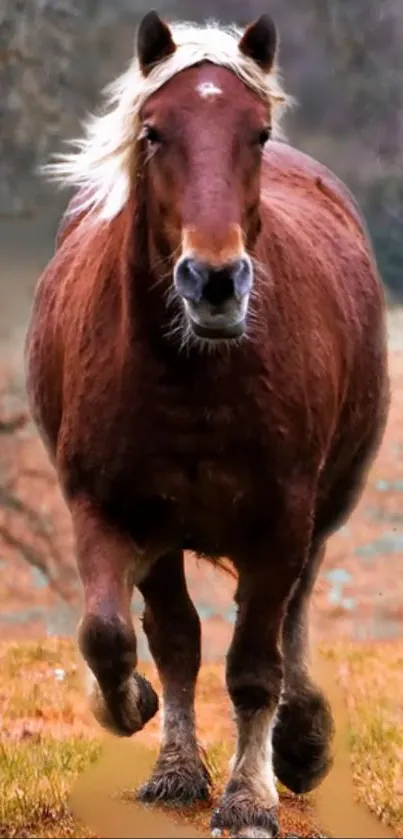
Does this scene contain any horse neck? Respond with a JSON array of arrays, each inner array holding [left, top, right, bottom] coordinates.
[[120, 178, 178, 337]]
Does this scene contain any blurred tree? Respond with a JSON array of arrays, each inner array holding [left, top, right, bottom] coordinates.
[[0, 388, 74, 600], [308, 0, 403, 296]]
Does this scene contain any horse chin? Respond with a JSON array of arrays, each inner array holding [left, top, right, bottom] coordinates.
[[189, 318, 245, 341]]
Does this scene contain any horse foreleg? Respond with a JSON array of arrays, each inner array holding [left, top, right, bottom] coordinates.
[[71, 498, 159, 736], [212, 496, 314, 838], [137, 550, 211, 805]]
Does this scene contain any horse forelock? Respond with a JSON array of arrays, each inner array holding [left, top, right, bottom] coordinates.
[[43, 20, 292, 223]]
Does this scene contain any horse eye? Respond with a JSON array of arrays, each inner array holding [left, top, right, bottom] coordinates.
[[257, 127, 271, 147], [142, 124, 162, 145]]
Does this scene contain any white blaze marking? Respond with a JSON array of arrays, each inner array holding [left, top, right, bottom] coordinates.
[[197, 81, 223, 99]]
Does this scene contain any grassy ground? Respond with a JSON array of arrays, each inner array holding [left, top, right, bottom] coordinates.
[[322, 644, 403, 834], [0, 640, 401, 838]]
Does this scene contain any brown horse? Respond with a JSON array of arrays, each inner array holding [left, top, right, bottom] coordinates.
[[25, 11, 389, 838]]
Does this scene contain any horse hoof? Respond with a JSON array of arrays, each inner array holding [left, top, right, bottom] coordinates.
[[137, 750, 211, 806], [273, 687, 334, 793], [89, 671, 159, 736], [210, 795, 279, 838]]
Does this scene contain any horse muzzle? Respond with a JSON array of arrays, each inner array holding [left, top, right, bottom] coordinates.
[[173, 255, 253, 340]]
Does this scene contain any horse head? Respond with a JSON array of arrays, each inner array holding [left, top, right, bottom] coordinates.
[[137, 12, 280, 340]]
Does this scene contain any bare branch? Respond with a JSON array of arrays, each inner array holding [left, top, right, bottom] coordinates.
[[0, 523, 73, 602], [0, 388, 73, 603]]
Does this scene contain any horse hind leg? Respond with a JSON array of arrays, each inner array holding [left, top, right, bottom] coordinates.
[[136, 550, 211, 805], [272, 450, 374, 794], [272, 542, 334, 795], [72, 498, 159, 737]]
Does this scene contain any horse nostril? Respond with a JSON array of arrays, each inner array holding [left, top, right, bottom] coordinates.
[[233, 257, 253, 300], [174, 257, 206, 303]]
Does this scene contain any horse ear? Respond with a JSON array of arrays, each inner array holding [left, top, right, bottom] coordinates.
[[136, 10, 176, 76], [238, 14, 278, 72]]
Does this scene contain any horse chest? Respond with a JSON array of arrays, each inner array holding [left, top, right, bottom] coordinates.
[[94, 374, 275, 552], [125, 448, 269, 559], [126, 400, 271, 538]]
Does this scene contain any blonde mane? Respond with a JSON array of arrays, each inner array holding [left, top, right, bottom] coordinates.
[[45, 20, 291, 221]]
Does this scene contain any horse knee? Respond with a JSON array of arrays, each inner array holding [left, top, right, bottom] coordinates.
[[226, 650, 283, 715], [228, 681, 278, 716], [273, 683, 334, 793]]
